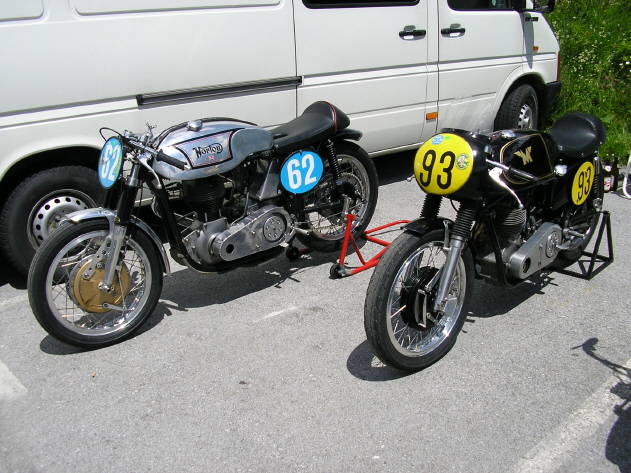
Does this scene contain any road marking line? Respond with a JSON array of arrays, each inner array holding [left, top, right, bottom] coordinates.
[[0, 360, 28, 400], [512, 357, 631, 473], [254, 306, 297, 323]]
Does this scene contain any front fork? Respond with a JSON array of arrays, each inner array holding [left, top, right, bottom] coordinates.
[[421, 195, 477, 314], [97, 163, 142, 292]]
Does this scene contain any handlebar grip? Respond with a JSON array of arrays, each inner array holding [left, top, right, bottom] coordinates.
[[506, 167, 539, 184], [156, 151, 188, 170]]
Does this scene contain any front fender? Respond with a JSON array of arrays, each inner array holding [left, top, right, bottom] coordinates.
[[403, 217, 453, 237], [65, 208, 171, 275]]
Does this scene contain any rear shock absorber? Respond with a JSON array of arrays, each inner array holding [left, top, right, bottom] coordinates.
[[324, 139, 345, 197]]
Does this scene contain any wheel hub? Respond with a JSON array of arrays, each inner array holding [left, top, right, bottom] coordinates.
[[401, 267, 439, 330], [70, 260, 130, 313]]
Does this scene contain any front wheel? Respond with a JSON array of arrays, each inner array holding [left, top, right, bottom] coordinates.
[[494, 84, 539, 130], [295, 141, 378, 252], [364, 230, 474, 371], [28, 220, 163, 348]]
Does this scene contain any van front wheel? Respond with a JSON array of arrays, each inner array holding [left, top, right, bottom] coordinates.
[[0, 165, 105, 275], [494, 84, 539, 130]]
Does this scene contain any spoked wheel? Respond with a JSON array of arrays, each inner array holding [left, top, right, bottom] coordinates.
[[296, 141, 378, 252], [559, 167, 604, 262], [364, 230, 474, 371], [28, 220, 163, 348]]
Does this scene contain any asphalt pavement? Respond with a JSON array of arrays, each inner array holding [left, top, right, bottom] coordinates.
[[1, 152, 629, 473]]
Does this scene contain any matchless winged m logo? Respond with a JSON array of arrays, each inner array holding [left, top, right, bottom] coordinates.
[[515, 146, 533, 165]]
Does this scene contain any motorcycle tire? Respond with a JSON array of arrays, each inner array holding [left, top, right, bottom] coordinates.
[[558, 165, 605, 263], [364, 229, 474, 372], [28, 219, 163, 348], [295, 141, 378, 252]]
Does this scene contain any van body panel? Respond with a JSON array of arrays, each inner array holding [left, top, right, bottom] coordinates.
[[0, 0, 296, 115], [436, 5, 527, 133], [294, 0, 431, 152]]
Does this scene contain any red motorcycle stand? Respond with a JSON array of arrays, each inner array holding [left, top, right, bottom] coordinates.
[[329, 213, 410, 279]]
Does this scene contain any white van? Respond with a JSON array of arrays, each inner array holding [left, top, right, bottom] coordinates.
[[0, 0, 560, 274]]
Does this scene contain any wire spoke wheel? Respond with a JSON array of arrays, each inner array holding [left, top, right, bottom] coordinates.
[[28, 220, 162, 347], [364, 230, 473, 371], [296, 141, 378, 252]]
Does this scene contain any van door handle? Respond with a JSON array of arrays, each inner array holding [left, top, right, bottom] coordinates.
[[399, 29, 427, 39], [441, 27, 466, 35]]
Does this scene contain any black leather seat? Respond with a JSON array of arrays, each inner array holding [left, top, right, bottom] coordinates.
[[270, 101, 350, 155], [548, 113, 607, 159]]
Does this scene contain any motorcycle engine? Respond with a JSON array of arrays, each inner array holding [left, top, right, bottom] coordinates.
[[179, 173, 292, 266], [473, 205, 526, 284], [474, 204, 563, 283]]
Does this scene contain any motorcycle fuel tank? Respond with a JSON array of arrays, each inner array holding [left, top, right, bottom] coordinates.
[[152, 119, 274, 180]]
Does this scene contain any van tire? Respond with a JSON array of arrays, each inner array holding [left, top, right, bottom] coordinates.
[[0, 165, 105, 276], [494, 84, 539, 130]]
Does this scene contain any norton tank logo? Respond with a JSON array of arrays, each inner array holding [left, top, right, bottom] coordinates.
[[456, 153, 470, 170], [515, 146, 533, 165], [174, 130, 233, 168], [194, 143, 223, 159]]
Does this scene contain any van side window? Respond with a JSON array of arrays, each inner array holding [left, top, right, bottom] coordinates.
[[304, 0, 419, 8], [448, 0, 514, 10]]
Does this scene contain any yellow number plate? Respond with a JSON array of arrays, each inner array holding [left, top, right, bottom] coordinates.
[[414, 134, 474, 195], [571, 161, 594, 205]]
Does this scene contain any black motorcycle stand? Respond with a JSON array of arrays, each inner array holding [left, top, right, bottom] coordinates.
[[556, 211, 614, 280]]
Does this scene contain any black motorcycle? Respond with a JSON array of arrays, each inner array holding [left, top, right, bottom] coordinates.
[[28, 101, 378, 348], [364, 113, 607, 371]]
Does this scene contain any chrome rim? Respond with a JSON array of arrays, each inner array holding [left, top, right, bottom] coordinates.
[[517, 102, 534, 129], [29, 190, 95, 248], [386, 241, 466, 357], [45, 230, 153, 337], [301, 154, 371, 240]]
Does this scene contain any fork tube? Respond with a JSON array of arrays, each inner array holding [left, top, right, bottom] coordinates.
[[432, 201, 477, 313], [100, 163, 142, 289]]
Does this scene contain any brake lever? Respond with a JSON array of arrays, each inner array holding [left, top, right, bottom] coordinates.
[[137, 153, 163, 190]]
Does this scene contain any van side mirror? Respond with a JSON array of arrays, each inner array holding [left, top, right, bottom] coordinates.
[[515, 0, 555, 13]]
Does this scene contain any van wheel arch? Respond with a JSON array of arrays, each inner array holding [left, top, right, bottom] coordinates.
[[0, 147, 103, 275], [494, 80, 544, 131]]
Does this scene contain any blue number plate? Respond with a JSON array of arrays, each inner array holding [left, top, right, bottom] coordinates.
[[280, 151, 324, 194], [98, 137, 123, 188]]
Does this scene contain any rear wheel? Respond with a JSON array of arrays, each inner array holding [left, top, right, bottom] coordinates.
[[28, 220, 163, 348], [559, 165, 604, 262], [296, 141, 378, 252], [364, 230, 474, 371]]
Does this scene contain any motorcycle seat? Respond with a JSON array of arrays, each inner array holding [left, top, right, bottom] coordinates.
[[270, 101, 350, 155], [548, 113, 607, 159]]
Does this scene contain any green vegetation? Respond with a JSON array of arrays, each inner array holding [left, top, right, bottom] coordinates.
[[547, 0, 631, 159]]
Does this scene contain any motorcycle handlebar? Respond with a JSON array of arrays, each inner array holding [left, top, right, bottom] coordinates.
[[126, 138, 189, 170], [506, 167, 539, 184], [155, 150, 188, 170], [486, 159, 539, 184]]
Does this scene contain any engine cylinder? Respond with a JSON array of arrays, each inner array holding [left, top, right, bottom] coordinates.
[[494, 207, 526, 239], [182, 177, 225, 222]]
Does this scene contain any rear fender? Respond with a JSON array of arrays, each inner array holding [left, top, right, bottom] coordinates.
[[65, 208, 171, 275]]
